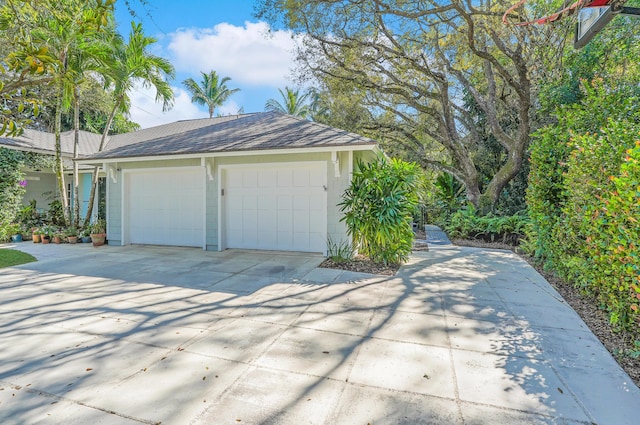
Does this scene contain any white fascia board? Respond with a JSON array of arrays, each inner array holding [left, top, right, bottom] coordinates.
[[75, 144, 379, 165], [0, 144, 75, 158]]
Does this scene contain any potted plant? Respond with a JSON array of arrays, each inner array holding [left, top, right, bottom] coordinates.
[[66, 227, 78, 244], [8, 224, 22, 242], [41, 226, 51, 244], [52, 230, 63, 244], [80, 227, 91, 243], [32, 227, 41, 243], [89, 219, 106, 247], [20, 223, 32, 241]]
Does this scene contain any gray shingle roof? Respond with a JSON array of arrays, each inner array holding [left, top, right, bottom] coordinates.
[[89, 112, 377, 160], [0, 129, 102, 157]]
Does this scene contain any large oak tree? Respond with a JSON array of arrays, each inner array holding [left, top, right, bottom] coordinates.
[[258, 0, 561, 209]]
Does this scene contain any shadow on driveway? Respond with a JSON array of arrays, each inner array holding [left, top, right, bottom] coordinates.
[[0, 243, 638, 424]]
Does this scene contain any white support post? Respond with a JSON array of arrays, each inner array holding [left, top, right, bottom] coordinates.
[[331, 151, 341, 178]]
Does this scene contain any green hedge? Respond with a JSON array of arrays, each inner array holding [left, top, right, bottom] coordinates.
[[527, 81, 640, 331]]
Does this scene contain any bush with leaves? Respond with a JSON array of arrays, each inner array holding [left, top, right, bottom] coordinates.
[[445, 205, 529, 245], [528, 80, 640, 331], [339, 156, 424, 265], [0, 148, 53, 241]]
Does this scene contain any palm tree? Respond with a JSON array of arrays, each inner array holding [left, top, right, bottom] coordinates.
[[82, 21, 175, 226], [182, 71, 240, 118], [264, 86, 314, 118], [31, 1, 112, 225]]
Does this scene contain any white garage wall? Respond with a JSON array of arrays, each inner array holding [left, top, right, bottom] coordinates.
[[105, 152, 362, 253]]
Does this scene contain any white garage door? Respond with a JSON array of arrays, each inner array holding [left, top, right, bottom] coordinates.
[[126, 168, 204, 247], [223, 163, 326, 252]]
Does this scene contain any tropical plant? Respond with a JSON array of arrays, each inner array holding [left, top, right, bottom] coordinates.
[[27, 0, 115, 225], [83, 21, 175, 226], [339, 155, 424, 265], [265, 86, 314, 118], [183, 70, 240, 118]]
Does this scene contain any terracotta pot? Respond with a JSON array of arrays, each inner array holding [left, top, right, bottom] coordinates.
[[53, 236, 62, 244], [67, 236, 78, 244], [33, 234, 41, 243], [90, 233, 106, 247], [41, 236, 50, 244]]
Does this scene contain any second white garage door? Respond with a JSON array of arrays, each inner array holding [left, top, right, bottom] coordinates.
[[126, 168, 204, 247], [222, 163, 326, 253]]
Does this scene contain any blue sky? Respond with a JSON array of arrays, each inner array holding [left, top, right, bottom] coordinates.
[[113, 1, 300, 128]]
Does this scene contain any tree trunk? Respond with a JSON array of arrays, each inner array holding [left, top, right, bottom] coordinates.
[[73, 85, 80, 228], [54, 84, 69, 226], [83, 97, 119, 227]]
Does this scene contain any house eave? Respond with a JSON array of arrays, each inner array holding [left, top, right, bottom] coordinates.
[[76, 144, 380, 165]]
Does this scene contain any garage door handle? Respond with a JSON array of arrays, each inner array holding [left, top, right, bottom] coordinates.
[[323, 185, 327, 191]]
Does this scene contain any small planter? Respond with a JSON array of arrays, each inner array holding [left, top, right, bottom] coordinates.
[[53, 236, 62, 244], [11, 234, 23, 243], [90, 233, 106, 247], [33, 234, 41, 243], [81, 236, 91, 243], [67, 236, 78, 244], [41, 235, 51, 244]]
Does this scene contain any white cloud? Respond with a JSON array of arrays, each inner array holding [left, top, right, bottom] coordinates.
[[167, 21, 300, 87], [127, 80, 208, 129]]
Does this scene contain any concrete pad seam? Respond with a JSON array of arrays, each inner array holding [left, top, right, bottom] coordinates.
[[442, 309, 468, 424], [546, 362, 599, 424], [459, 398, 595, 425], [323, 300, 394, 423], [189, 303, 315, 423], [0, 379, 156, 424]]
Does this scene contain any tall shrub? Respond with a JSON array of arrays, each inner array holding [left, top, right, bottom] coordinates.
[[340, 156, 424, 265], [528, 81, 640, 331]]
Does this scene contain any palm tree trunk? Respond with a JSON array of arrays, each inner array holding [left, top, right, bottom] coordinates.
[[54, 83, 70, 226], [83, 97, 119, 227], [73, 85, 80, 228]]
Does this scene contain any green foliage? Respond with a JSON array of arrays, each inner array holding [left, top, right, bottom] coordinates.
[[0, 148, 52, 232], [445, 205, 529, 245], [339, 156, 424, 265], [183, 70, 239, 118], [326, 236, 354, 265], [0, 249, 37, 268], [90, 218, 106, 234], [527, 80, 640, 332], [46, 199, 65, 226], [265, 86, 314, 118]]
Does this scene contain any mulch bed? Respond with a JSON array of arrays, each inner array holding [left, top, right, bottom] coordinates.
[[453, 238, 640, 388], [319, 255, 399, 276]]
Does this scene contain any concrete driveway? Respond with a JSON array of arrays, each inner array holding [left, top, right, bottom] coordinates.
[[1, 242, 638, 424]]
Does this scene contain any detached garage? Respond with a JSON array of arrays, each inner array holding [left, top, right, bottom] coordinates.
[[79, 112, 379, 255]]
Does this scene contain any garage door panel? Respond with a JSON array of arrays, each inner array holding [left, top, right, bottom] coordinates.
[[127, 169, 203, 247], [293, 168, 309, 187], [225, 163, 326, 252]]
